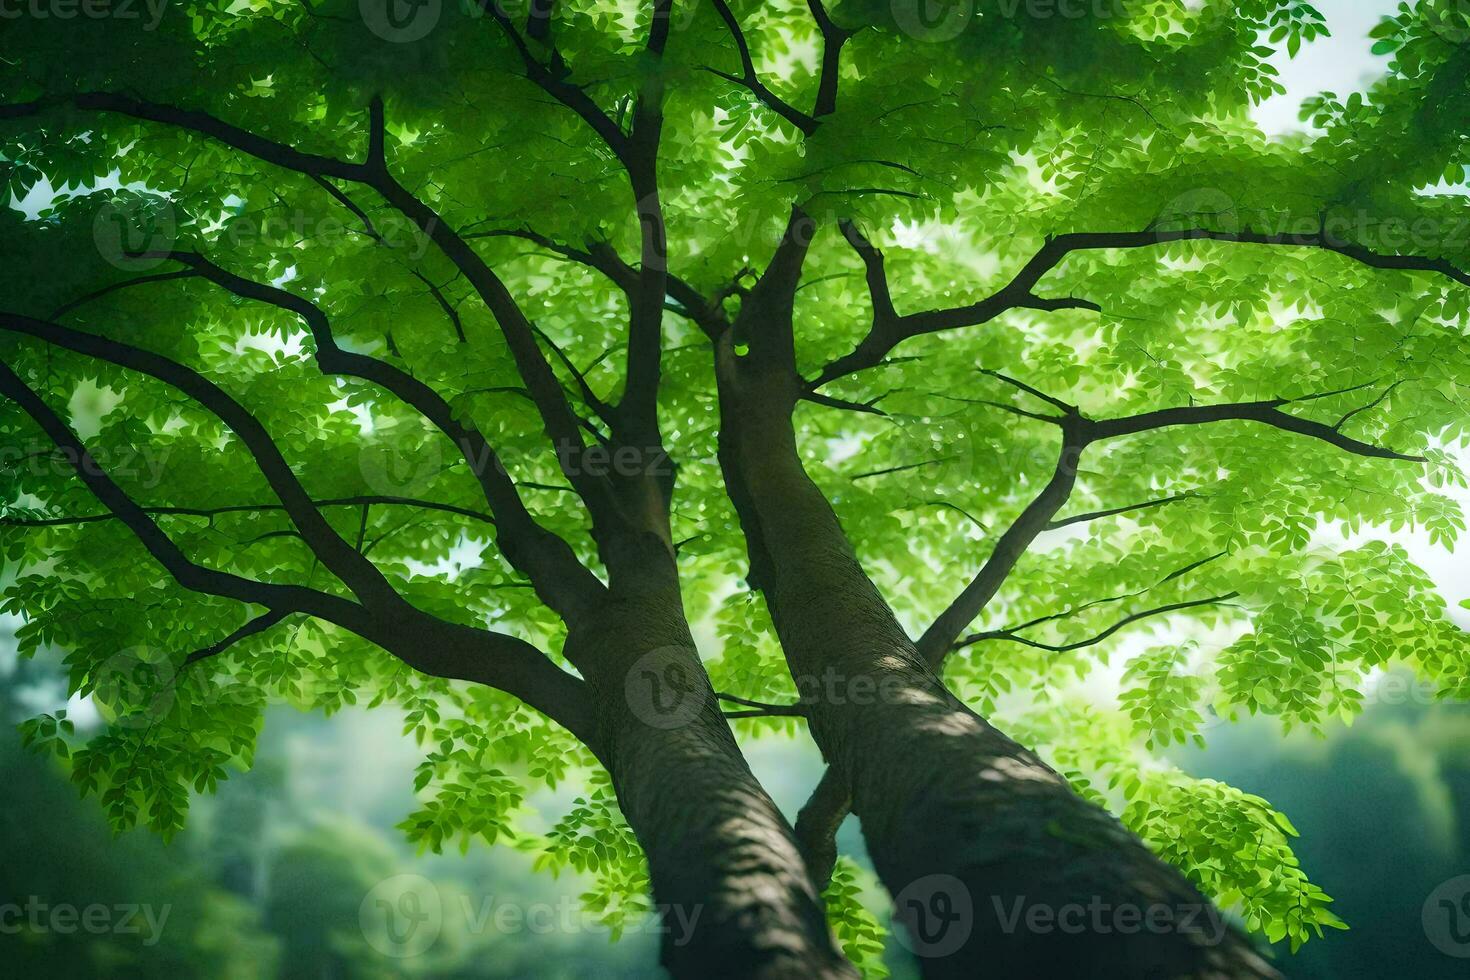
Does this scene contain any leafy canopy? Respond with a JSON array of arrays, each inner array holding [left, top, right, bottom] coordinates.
[[4, 0, 1470, 968]]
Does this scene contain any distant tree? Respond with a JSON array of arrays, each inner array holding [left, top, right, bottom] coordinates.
[[0, 729, 278, 977], [4, 1, 1469, 976]]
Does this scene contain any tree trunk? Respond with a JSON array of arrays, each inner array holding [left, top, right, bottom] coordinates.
[[723, 380, 1278, 978], [569, 588, 855, 979]]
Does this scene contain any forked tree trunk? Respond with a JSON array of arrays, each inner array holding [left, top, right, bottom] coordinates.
[[722, 375, 1278, 979], [568, 587, 855, 979]]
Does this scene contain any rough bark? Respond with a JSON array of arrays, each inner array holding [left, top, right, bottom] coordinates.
[[719, 362, 1277, 978], [568, 577, 854, 979]]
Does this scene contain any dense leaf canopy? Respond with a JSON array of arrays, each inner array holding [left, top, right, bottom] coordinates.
[[4, 0, 1470, 970]]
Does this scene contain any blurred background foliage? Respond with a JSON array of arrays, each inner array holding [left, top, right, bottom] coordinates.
[[7, 623, 1470, 978]]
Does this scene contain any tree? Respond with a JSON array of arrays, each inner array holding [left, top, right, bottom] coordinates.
[[3, 0, 1469, 975]]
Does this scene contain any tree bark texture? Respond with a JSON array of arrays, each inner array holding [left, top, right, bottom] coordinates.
[[569, 584, 855, 979], [720, 363, 1277, 979]]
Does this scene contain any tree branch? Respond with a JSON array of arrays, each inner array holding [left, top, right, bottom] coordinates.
[[799, 390, 889, 416], [716, 692, 807, 718], [310, 174, 386, 244], [367, 179, 610, 520], [409, 269, 468, 344], [794, 766, 849, 890], [1046, 491, 1201, 530], [1334, 379, 1405, 433], [0, 359, 597, 741], [806, 0, 853, 120], [961, 551, 1227, 641], [814, 224, 1470, 389], [0, 357, 363, 621], [0, 495, 497, 529], [529, 322, 617, 433], [527, 0, 555, 42], [1089, 398, 1427, 462], [0, 93, 369, 179], [49, 269, 200, 321], [139, 251, 605, 621], [1, 311, 402, 609], [915, 418, 1089, 666], [469, 228, 728, 339], [3, 90, 616, 559], [704, 0, 820, 136], [485, 1, 672, 441], [738, 206, 818, 371], [484, 3, 630, 156], [916, 379, 1424, 665], [957, 593, 1240, 653], [182, 609, 292, 667]]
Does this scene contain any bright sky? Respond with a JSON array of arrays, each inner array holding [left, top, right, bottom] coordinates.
[[1251, 0, 1397, 137], [1248, 0, 1470, 623]]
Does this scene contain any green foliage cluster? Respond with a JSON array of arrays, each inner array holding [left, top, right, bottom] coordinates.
[[3, 0, 1470, 967]]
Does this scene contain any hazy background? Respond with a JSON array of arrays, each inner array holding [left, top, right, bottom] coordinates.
[[7, 630, 1470, 978], [6, 0, 1470, 976]]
